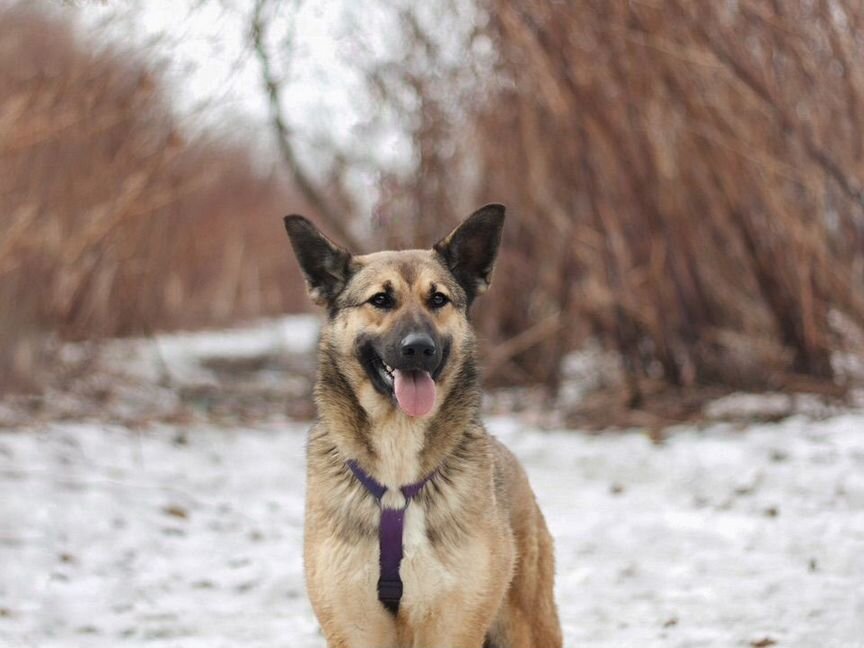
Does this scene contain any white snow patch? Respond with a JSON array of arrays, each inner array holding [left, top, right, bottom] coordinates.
[[704, 392, 796, 420], [2, 414, 864, 646], [95, 315, 320, 386], [704, 392, 841, 421]]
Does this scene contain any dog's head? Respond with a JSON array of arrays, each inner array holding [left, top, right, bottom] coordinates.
[[283, 205, 504, 420]]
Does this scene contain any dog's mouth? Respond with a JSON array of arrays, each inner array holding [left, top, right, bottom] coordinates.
[[359, 344, 446, 418], [361, 346, 397, 394]]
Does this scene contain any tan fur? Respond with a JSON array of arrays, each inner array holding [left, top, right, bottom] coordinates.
[[295, 243, 562, 648]]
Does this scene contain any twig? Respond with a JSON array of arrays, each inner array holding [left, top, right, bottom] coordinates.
[[250, 0, 364, 251]]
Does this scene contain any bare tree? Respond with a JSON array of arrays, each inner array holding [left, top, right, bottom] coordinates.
[[250, 0, 363, 251], [370, 0, 864, 397]]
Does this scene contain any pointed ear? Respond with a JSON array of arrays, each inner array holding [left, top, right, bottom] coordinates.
[[283, 215, 353, 306], [433, 204, 505, 303]]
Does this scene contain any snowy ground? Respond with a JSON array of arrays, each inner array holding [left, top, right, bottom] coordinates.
[[2, 319, 864, 647], [4, 414, 864, 647]]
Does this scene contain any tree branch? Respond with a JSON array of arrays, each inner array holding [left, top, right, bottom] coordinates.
[[251, 0, 364, 251]]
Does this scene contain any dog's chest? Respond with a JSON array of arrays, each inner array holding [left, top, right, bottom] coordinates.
[[399, 503, 453, 601], [400, 503, 494, 629], [308, 499, 482, 622], [306, 418, 494, 633], [366, 419, 465, 607]]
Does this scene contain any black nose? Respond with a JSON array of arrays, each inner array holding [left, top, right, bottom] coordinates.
[[392, 329, 442, 377], [401, 332, 437, 358]]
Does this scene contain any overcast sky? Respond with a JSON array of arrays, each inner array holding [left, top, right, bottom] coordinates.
[[65, 0, 489, 218], [73, 0, 412, 200]]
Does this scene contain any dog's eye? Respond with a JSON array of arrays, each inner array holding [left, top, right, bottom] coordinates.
[[429, 292, 450, 309], [369, 292, 394, 309]]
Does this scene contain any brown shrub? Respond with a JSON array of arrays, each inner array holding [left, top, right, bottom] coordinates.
[[0, 6, 307, 388], [373, 0, 864, 396]]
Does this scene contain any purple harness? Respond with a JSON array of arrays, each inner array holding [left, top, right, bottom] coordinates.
[[346, 460, 433, 614]]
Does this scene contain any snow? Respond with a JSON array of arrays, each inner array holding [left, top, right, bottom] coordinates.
[[2, 415, 864, 646], [70, 0, 488, 215], [2, 317, 864, 647], [73, 0, 423, 206], [94, 315, 321, 386], [0, 421, 318, 648]]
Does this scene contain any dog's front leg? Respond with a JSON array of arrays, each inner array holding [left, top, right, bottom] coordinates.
[[313, 596, 400, 648], [403, 519, 514, 648], [320, 617, 399, 648], [408, 612, 490, 648], [406, 565, 511, 648]]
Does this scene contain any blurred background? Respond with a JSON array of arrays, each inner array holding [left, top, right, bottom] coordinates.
[[2, 1, 864, 646], [3, 0, 864, 424]]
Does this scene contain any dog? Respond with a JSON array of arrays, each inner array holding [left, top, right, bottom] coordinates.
[[283, 205, 562, 648]]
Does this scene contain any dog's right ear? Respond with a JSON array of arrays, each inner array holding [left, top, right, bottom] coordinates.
[[283, 215, 353, 306]]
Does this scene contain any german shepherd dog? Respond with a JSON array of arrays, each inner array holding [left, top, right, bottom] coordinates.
[[283, 205, 562, 648]]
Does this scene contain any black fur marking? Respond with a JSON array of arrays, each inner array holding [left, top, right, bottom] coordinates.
[[283, 215, 354, 308], [431, 338, 451, 381], [433, 204, 505, 305], [357, 340, 397, 400], [307, 428, 379, 542], [397, 260, 418, 286], [315, 342, 374, 459], [424, 430, 482, 547]]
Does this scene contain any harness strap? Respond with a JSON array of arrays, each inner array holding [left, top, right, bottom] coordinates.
[[346, 460, 433, 614]]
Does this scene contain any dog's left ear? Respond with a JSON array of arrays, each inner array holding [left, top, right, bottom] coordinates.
[[433, 204, 505, 303], [283, 215, 353, 307]]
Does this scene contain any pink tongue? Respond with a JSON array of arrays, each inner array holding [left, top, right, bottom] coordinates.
[[393, 369, 437, 417]]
